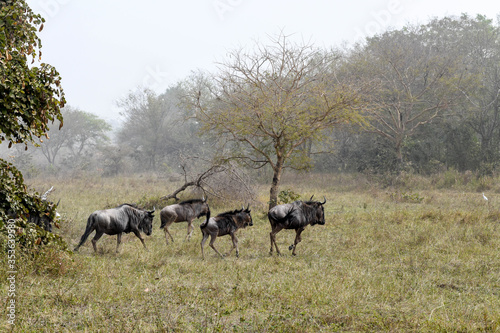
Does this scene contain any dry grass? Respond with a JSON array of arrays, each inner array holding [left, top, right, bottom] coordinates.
[[2, 173, 500, 332]]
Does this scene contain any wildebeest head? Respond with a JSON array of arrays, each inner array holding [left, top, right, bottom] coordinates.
[[139, 208, 155, 236], [238, 204, 253, 228], [306, 197, 326, 226], [27, 186, 60, 232]]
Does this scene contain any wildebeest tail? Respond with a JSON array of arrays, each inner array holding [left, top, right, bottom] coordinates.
[[74, 214, 96, 251], [199, 210, 211, 229], [159, 213, 167, 229]]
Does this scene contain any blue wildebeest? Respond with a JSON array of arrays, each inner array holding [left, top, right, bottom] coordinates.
[[200, 205, 253, 259], [160, 198, 210, 244], [7, 186, 61, 232], [74, 204, 155, 253], [268, 196, 326, 256]]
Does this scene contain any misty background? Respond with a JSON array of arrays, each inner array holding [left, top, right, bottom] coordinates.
[[2, 1, 500, 182]]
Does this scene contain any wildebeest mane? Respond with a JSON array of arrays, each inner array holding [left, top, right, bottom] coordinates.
[[200, 208, 247, 229], [297, 202, 319, 223], [116, 204, 153, 233], [115, 203, 138, 209], [216, 208, 244, 218]]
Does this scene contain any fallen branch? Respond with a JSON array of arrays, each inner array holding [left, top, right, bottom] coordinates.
[[160, 164, 226, 201]]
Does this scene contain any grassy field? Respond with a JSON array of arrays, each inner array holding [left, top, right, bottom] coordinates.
[[2, 172, 500, 332]]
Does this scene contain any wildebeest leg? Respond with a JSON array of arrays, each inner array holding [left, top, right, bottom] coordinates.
[[74, 229, 92, 252], [91, 231, 104, 253], [163, 226, 174, 245], [133, 229, 148, 251], [116, 233, 122, 253], [289, 227, 305, 256], [269, 225, 284, 255], [161, 213, 176, 244], [200, 232, 209, 259], [209, 234, 224, 258], [226, 232, 239, 257], [186, 219, 194, 241]]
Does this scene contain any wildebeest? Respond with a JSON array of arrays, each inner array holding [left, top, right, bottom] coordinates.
[[74, 204, 155, 253], [200, 205, 253, 259], [268, 196, 326, 256], [160, 198, 210, 244], [7, 186, 61, 232]]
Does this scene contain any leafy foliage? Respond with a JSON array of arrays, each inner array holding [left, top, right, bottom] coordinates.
[[0, 0, 67, 250], [0, 160, 67, 250], [0, 218, 68, 251], [277, 189, 301, 204], [0, 0, 65, 147]]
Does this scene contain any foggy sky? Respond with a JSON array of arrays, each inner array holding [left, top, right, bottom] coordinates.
[[26, 0, 500, 124]]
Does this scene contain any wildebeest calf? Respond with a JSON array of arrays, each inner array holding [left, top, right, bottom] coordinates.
[[200, 205, 253, 259], [268, 197, 326, 255], [160, 198, 210, 244]]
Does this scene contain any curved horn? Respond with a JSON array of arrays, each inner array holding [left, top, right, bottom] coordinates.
[[246, 204, 250, 211], [309, 195, 314, 201], [321, 196, 326, 204], [41, 186, 54, 201]]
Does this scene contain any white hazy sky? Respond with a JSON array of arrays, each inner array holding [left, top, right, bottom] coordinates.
[[26, 0, 500, 122]]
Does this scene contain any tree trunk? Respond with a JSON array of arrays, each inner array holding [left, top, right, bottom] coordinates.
[[395, 140, 403, 173], [268, 155, 284, 210]]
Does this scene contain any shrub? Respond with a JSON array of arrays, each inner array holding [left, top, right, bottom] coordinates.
[[278, 189, 301, 204], [0, 159, 67, 252]]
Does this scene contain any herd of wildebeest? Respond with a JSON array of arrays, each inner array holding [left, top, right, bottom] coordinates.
[[73, 196, 327, 258]]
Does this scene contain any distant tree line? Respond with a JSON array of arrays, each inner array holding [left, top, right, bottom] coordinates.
[[4, 14, 500, 181], [322, 14, 500, 176]]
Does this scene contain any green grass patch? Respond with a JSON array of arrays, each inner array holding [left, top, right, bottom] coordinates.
[[2, 173, 500, 332]]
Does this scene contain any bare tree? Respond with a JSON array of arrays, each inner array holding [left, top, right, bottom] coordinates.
[[185, 33, 363, 208]]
